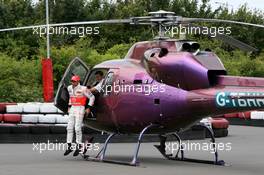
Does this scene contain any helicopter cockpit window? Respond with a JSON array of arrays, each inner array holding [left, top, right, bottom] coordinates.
[[104, 72, 114, 86], [86, 69, 109, 88], [64, 60, 88, 86], [102, 72, 114, 95]]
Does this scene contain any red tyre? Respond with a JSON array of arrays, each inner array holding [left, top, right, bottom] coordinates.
[[238, 111, 251, 119], [211, 118, 229, 129], [0, 114, 3, 121], [3, 114, 22, 123], [0, 103, 17, 113], [0, 104, 5, 113], [224, 113, 238, 118]]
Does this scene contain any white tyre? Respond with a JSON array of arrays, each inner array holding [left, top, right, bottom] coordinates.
[[39, 103, 58, 113], [250, 111, 264, 120], [38, 114, 58, 124], [23, 104, 40, 113], [6, 105, 23, 113], [56, 115, 69, 124], [21, 114, 41, 123]]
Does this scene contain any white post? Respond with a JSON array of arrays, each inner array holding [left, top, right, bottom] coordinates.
[[45, 0, 50, 59]]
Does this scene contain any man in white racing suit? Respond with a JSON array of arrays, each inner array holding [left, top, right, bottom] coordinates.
[[64, 75, 95, 156]]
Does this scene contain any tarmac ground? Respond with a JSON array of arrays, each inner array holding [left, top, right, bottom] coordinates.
[[0, 125, 264, 175]]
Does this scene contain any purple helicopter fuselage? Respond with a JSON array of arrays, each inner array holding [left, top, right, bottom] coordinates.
[[83, 40, 264, 134]]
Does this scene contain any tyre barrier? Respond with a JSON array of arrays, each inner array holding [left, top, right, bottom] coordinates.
[[30, 124, 50, 134], [238, 111, 251, 119], [21, 114, 40, 123], [5, 102, 65, 114], [50, 125, 67, 134], [11, 124, 31, 134], [0, 123, 67, 134], [211, 118, 229, 129], [0, 114, 3, 122], [213, 128, 228, 137], [223, 111, 264, 120], [39, 103, 58, 113], [38, 115, 57, 124], [56, 115, 68, 124], [0, 123, 97, 134], [0, 104, 5, 113], [3, 114, 21, 123], [224, 113, 238, 118], [23, 104, 40, 113], [0, 123, 16, 134], [0, 103, 17, 113], [250, 111, 264, 120], [6, 105, 23, 113]]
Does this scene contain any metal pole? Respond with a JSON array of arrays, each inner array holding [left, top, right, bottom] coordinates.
[[45, 0, 50, 59], [42, 0, 54, 102]]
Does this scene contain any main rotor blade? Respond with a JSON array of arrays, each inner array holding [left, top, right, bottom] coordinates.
[[0, 19, 132, 32], [0, 24, 46, 32], [216, 34, 258, 52], [188, 24, 258, 52], [182, 18, 264, 28]]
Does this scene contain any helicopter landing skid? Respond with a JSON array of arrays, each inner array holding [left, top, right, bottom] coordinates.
[[82, 124, 159, 166], [154, 124, 227, 166]]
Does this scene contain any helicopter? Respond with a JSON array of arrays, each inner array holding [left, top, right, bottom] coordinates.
[[1, 10, 264, 166], [51, 10, 264, 166]]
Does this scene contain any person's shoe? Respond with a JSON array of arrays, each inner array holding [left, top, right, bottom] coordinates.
[[82, 136, 95, 155], [64, 143, 73, 156], [73, 144, 81, 156], [87, 136, 94, 143]]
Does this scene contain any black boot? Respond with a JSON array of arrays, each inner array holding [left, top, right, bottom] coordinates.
[[88, 136, 94, 143], [83, 136, 94, 155], [73, 144, 81, 157], [64, 143, 73, 156]]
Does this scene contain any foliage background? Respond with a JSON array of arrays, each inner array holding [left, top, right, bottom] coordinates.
[[0, 0, 263, 102]]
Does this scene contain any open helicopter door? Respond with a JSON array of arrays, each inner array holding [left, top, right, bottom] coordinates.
[[54, 57, 90, 113]]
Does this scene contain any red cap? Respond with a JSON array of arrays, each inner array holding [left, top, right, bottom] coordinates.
[[71, 75, 80, 82]]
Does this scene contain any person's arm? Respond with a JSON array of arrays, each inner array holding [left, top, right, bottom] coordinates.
[[90, 87, 99, 94], [90, 80, 103, 94], [84, 88, 95, 113]]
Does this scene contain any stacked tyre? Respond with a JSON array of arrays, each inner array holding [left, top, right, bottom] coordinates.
[[0, 102, 69, 135], [211, 118, 229, 137], [0, 103, 17, 114]]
